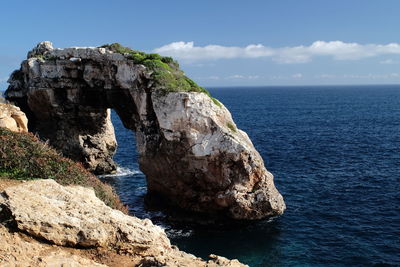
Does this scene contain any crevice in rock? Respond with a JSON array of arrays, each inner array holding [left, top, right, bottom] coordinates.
[[0, 202, 18, 232]]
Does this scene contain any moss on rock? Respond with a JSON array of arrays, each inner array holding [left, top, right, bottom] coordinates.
[[226, 122, 237, 133]]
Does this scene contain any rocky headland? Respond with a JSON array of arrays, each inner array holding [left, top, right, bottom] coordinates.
[[0, 179, 245, 266], [0, 127, 245, 266], [5, 42, 285, 220]]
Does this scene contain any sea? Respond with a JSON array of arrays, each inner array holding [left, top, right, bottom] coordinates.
[[100, 85, 400, 266]]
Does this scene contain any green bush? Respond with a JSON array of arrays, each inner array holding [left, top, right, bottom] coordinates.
[[161, 56, 174, 65], [100, 43, 221, 106], [100, 43, 134, 55], [127, 53, 146, 63], [0, 128, 128, 213]]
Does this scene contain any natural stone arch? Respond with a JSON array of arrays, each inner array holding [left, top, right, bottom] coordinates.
[[5, 42, 285, 220]]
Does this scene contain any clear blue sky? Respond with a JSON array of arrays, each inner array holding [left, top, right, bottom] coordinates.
[[1, 0, 400, 88]]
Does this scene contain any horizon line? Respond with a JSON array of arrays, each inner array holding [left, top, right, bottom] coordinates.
[[204, 83, 400, 89], [1, 83, 400, 93]]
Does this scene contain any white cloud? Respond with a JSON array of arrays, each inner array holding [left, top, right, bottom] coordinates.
[[154, 41, 400, 64], [269, 75, 287, 80], [196, 75, 261, 81], [379, 59, 399, 64], [316, 74, 337, 79], [190, 63, 216, 67], [197, 72, 400, 83], [227, 74, 260, 80], [154, 41, 274, 61], [227, 74, 245, 79], [315, 73, 400, 80]]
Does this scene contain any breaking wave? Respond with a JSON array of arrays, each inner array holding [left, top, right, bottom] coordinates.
[[98, 166, 142, 178]]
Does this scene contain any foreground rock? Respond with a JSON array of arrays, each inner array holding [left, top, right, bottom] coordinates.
[[0, 225, 107, 267], [5, 41, 285, 219], [0, 179, 246, 266], [0, 101, 28, 133], [0, 179, 170, 253]]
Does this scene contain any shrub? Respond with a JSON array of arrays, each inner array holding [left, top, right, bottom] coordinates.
[[99, 43, 222, 107], [161, 56, 174, 65], [0, 128, 127, 213]]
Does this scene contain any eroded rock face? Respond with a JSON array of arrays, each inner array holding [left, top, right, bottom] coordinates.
[[0, 179, 170, 253], [146, 92, 285, 219], [5, 41, 285, 219], [0, 101, 28, 133], [0, 180, 247, 267]]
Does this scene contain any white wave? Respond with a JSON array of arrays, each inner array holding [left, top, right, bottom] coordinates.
[[166, 228, 194, 238], [98, 166, 142, 178]]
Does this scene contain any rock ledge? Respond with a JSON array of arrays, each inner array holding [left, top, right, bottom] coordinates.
[[0, 179, 246, 267]]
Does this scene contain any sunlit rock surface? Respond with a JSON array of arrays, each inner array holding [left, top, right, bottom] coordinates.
[[0, 179, 247, 266]]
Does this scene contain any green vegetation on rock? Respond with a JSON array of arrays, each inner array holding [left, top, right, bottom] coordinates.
[[0, 128, 127, 213], [100, 43, 221, 106], [226, 122, 237, 133], [34, 54, 45, 60]]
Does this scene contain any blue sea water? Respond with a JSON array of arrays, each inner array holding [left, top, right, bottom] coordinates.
[[101, 85, 400, 266]]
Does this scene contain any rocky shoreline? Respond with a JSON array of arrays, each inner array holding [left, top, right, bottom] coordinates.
[[0, 179, 246, 266]]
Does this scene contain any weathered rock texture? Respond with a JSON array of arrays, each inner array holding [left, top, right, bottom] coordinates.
[[0, 102, 28, 133], [5, 41, 285, 220], [0, 179, 170, 253], [0, 224, 107, 267], [0, 179, 246, 267]]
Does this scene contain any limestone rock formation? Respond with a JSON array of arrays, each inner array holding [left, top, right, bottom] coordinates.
[[0, 179, 246, 267], [0, 101, 28, 133], [5, 41, 285, 220], [0, 179, 170, 253]]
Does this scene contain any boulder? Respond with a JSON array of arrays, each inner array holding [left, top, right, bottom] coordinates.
[[0, 102, 28, 133], [0, 179, 170, 254]]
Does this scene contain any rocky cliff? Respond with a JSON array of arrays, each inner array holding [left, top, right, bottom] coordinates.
[[5, 42, 285, 220], [0, 179, 245, 266]]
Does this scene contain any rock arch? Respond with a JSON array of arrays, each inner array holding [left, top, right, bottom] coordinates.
[[5, 42, 285, 220]]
